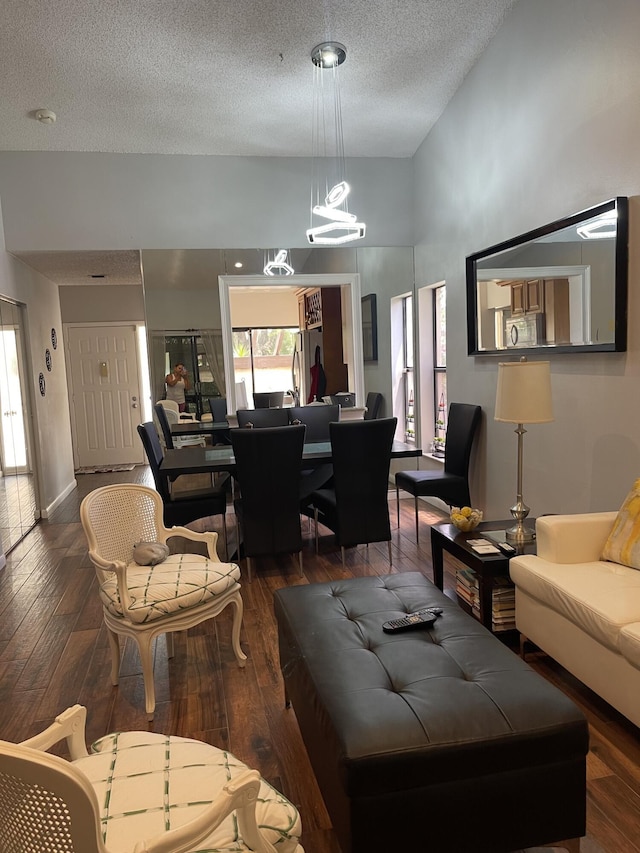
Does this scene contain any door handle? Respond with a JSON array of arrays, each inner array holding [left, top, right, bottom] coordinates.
[[132, 403, 138, 408]]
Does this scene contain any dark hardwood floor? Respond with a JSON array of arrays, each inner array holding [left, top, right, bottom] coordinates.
[[0, 466, 638, 852]]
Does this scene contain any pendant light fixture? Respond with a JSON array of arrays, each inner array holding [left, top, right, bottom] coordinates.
[[263, 249, 294, 276], [306, 42, 366, 245]]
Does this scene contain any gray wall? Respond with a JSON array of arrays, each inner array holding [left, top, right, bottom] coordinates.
[[59, 284, 145, 323], [3, 0, 640, 520], [413, 0, 640, 519], [0, 201, 75, 515], [355, 247, 415, 418], [0, 153, 414, 250], [0, 156, 413, 511]]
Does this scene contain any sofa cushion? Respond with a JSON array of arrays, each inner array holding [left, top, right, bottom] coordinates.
[[602, 478, 640, 570], [509, 555, 640, 652]]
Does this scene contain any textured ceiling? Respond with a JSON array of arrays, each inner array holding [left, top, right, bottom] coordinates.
[[2, 0, 516, 159], [6, 0, 516, 289], [16, 250, 143, 285]]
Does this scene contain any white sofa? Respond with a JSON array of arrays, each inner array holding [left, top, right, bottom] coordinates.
[[509, 512, 640, 728]]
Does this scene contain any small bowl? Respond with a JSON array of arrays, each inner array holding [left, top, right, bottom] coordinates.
[[450, 507, 483, 532]]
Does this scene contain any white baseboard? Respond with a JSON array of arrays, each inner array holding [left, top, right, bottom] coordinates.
[[41, 479, 77, 519]]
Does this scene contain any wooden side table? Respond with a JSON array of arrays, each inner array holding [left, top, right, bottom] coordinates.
[[430, 519, 537, 632]]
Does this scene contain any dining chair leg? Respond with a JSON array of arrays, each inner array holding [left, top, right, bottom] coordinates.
[[166, 632, 175, 658], [298, 550, 303, 577], [135, 633, 157, 721], [341, 546, 345, 570], [228, 591, 247, 667], [106, 626, 120, 686], [246, 556, 253, 583], [314, 508, 319, 554], [221, 516, 228, 561], [396, 485, 400, 528], [414, 496, 420, 543], [388, 539, 392, 567], [233, 511, 240, 560]]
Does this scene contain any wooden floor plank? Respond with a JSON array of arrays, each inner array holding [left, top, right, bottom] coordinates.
[[0, 472, 637, 852]]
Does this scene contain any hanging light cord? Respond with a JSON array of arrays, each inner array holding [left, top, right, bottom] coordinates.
[[310, 59, 349, 228]]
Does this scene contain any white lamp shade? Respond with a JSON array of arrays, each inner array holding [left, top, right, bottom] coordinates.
[[494, 360, 554, 424]]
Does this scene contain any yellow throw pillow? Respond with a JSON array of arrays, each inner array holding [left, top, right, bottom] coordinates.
[[602, 479, 640, 569]]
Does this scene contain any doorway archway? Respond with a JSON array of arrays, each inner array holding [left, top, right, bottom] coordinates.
[[218, 274, 364, 412]]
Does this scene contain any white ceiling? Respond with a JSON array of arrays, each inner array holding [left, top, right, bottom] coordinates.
[[2, 0, 516, 158], [4, 0, 516, 287]]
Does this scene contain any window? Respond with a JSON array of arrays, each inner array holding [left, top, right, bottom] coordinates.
[[403, 295, 415, 443], [433, 285, 447, 453], [233, 327, 298, 401]]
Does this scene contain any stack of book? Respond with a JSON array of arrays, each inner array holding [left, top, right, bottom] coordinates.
[[456, 568, 479, 609], [455, 569, 516, 632]]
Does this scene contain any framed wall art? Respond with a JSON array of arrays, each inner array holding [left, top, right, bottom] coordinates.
[[361, 294, 378, 363]]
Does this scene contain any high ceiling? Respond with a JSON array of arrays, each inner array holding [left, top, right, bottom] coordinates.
[[3, 0, 516, 287], [2, 0, 516, 159]]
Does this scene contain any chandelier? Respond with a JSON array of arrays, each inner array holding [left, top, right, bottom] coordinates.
[[263, 249, 294, 276], [306, 42, 366, 245]]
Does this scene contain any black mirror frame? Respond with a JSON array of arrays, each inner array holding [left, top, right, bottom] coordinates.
[[466, 197, 629, 356]]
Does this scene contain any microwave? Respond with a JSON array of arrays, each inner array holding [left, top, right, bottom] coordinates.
[[504, 314, 545, 348]]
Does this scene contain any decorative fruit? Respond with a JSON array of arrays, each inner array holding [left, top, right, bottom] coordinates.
[[450, 507, 483, 531]]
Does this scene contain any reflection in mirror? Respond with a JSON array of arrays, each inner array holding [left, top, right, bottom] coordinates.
[[467, 198, 628, 355], [0, 297, 38, 553], [141, 247, 416, 412]]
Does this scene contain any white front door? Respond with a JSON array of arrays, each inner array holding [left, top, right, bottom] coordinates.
[[67, 324, 144, 468]]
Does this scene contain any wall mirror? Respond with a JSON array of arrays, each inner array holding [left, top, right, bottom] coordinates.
[[466, 197, 628, 355], [142, 246, 415, 411]]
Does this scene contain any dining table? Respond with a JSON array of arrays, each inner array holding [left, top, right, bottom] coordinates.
[[170, 420, 230, 440], [160, 439, 421, 478]]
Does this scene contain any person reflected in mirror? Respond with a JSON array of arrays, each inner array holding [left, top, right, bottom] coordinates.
[[165, 362, 190, 412], [307, 345, 327, 403]]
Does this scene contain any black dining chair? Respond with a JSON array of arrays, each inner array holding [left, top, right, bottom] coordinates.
[[395, 402, 482, 542], [154, 402, 176, 449], [208, 397, 232, 444], [288, 404, 339, 500], [137, 422, 229, 557], [154, 403, 205, 450], [252, 391, 285, 409], [230, 424, 306, 582], [251, 392, 272, 409], [288, 404, 340, 441], [236, 408, 290, 428], [304, 417, 397, 568], [364, 392, 383, 420]]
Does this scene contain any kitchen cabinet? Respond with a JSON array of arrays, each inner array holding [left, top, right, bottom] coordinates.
[[298, 287, 348, 395], [510, 279, 544, 315]]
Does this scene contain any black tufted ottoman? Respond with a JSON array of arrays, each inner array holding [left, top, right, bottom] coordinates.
[[274, 573, 588, 853]]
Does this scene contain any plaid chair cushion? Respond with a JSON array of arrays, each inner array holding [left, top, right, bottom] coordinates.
[[99, 554, 241, 623], [74, 731, 302, 852]]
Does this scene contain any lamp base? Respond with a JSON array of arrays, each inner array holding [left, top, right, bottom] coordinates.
[[505, 522, 536, 544], [505, 498, 535, 544]]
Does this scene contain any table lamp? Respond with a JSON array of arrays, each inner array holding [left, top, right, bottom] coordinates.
[[494, 357, 554, 543]]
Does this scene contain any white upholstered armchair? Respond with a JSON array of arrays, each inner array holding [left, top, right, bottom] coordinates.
[[0, 704, 304, 852], [80, 484, 246, 720]]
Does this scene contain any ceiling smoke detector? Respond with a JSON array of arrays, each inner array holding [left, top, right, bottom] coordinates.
[[35, 109, 56, 124]]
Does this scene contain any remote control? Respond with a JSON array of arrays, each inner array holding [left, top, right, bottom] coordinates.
[[496, 541, 516, 555], [382, 607, 443, 633]]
